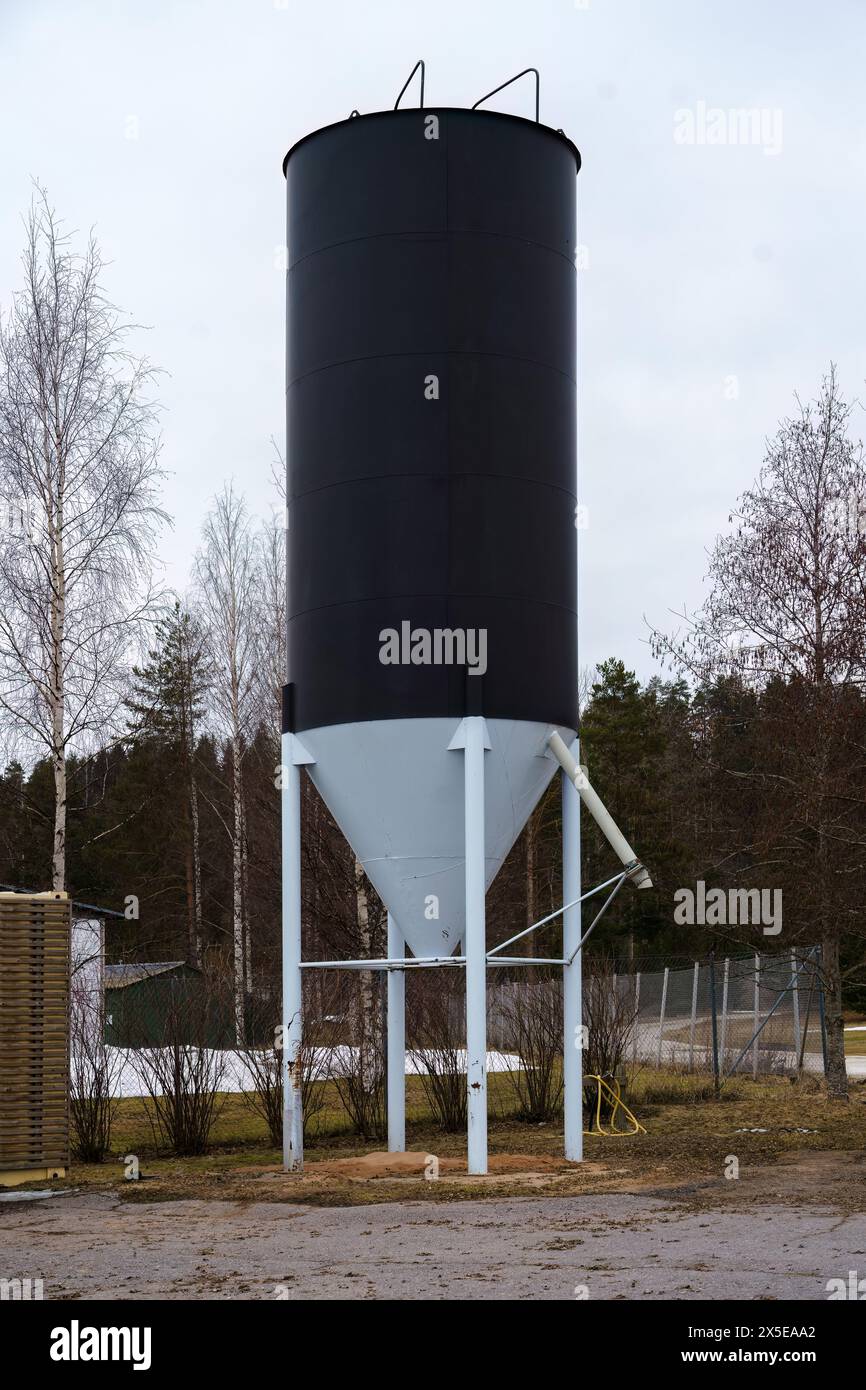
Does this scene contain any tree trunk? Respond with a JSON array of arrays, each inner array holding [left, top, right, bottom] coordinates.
[[183, 792, 197, 966], [526, 813, 536, 958], [816, 746, 847, 1100], [241, 795, 252, 994], [50, 482, 66, 893], [190, 775, 203, 965], [355, 856, 377, 1092], [51, 739, 66, 892], [232, 734, 246, 1044]]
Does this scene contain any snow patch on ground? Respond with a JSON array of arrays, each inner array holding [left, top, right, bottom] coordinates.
[[97, 1047, 524, 1098]]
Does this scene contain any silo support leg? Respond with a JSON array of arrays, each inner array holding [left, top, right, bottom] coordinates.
[[562, 745, 583, 1162], [463, 716, 490, 1176], [281, 733, 304, 1173], [387, 912, 406, 1153]]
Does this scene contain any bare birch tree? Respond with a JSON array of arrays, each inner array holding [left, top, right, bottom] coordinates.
[[255, 508, 286, 741], [0, 188, 167, 889], [182, 612, 207, 964], [193, 484, 259, 1041], [652, 368, 866, 1098], [354, 855, 383, 1093]]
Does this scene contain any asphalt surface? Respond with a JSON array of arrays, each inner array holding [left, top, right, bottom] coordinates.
[[2, 1192, 864, 1300]]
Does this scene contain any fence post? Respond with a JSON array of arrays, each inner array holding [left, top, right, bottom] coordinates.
[[719, 958, 730, 1060], [632, 971, 641, 1065], [796, 950, 817, 1076], [708, 951, 720, 1097], [656, 966, 669, 1068], [817, 946, 829, 1078], [790, 949, 801, 1070], [752, 952, 761, 1079], [688, 961, 699, 1072]]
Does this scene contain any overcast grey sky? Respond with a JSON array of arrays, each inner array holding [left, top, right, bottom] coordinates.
[[2, 0, 864, 680]]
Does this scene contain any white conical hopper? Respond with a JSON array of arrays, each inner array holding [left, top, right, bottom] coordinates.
[[300, 715, 576, 959]]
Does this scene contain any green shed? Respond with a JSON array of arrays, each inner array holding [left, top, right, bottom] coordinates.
[[104, 962, 233, 1047]]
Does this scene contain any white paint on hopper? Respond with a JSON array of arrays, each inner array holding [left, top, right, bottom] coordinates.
[[299, 716, 576, 959]]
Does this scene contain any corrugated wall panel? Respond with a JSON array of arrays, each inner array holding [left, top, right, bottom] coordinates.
[[0, 893, 70, 1173]]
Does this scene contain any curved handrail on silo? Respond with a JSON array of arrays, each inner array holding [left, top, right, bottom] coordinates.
[[394, 59, 425, 110], [471, 67, 540, 123]]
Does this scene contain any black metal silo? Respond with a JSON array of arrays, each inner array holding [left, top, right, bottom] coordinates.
[[283, 107, 580, 734]]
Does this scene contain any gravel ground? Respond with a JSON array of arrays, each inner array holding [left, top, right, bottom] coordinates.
[[2, 1191, 864, 1300]]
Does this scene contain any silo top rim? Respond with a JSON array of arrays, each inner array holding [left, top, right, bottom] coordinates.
[[282, 107, 581, 177]]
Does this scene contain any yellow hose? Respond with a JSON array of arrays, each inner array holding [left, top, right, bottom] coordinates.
[[583, 1074, 646, 1136]]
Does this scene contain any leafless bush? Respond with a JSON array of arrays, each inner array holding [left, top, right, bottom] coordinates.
[[128, 972, 228, 1155], [69, 975, 123, 1163], [583, 954, 637, 1119], [330, 973, 386, 1140], [406, 971, 467, 1132], [495, 977, 563, 1123], [238, 1040, 332, 1146], [237, 988, 332, 1145]]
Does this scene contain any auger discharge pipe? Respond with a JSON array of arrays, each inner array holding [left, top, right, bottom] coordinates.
[[547, 729, 653, 889]]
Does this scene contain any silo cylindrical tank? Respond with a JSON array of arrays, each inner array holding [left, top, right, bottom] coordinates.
[[283, 107, 580, 957]]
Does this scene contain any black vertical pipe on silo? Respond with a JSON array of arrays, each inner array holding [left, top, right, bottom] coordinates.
[[283, 108, 581, 734]]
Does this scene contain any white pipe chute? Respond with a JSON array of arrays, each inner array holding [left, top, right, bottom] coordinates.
[[547, 729, 653, 889]]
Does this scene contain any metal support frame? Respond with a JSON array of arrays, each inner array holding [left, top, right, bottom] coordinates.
[[387, 912, 406, 1152], [281, 732, 304, 1172], [302, 954, 466, 971], [487, 871, 624, 959], [282, 722, 648, 1176], [562, 745, 582, 1161], [723, 947, 819, 1085], [463, 715, 489, 1175], [564, 873, 627, 965]]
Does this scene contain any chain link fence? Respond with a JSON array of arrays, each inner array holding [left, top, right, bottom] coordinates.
[[97, 936, 829, 1083], [618, 950, 826, 1077]]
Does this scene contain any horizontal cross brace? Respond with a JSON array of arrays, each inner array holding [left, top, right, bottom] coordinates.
[[299, 869, 630, 973]]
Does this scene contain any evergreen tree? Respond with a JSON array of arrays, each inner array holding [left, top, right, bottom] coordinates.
[[127, 601, 209, 964]]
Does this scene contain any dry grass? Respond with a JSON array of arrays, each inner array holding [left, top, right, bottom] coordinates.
[[843, 1027, 866, 1056], [39, 1068, 866, 1210]]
